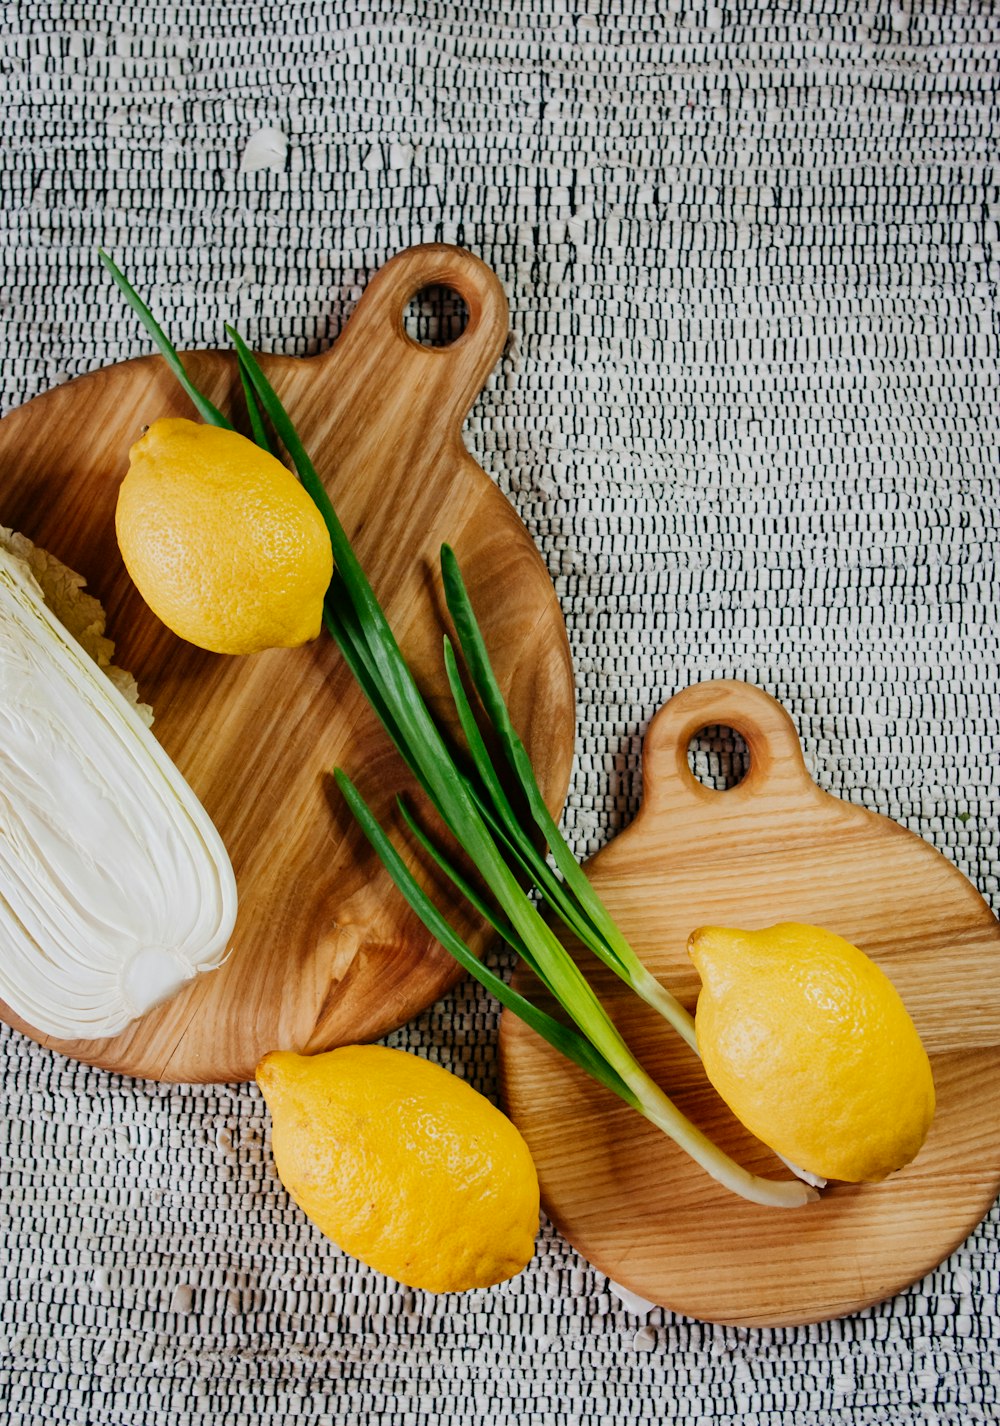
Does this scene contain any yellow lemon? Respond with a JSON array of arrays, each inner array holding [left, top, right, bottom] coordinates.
[[689, 923, 935, 1182], [256, 1046, 540, 1292], [116, 418, 333, 655]]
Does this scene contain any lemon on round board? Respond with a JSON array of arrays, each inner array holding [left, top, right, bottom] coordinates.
[[689, 922, 935, 1183], [256, 1045, 540, 1293], [116, 418, 333, 655]]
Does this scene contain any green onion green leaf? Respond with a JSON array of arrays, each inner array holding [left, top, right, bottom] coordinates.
[[98, 250, 233, 430]]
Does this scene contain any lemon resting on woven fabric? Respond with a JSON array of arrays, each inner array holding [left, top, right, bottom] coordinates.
[[256, 1045, 540, 1293], [689, 922, 935, 1183], [116, 418, 333, 655]]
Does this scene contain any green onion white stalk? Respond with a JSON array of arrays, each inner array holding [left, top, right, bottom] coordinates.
[[102, 252, 816, 1208]]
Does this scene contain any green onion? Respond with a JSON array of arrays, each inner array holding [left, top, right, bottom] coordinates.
[[236, 349, 274, 455], [98, 251, 233, 430], [440, 552, 699, 1051], [104, 257, 817, 1209]]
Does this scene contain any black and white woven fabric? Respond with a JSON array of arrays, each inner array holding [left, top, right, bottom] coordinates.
[[2, 3, 999, 1422]]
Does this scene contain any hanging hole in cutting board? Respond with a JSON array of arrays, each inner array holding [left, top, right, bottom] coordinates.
[[403, 285, 470, 347], [686, 724, 751, 791]]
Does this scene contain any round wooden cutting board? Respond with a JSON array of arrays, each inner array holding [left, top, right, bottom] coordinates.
[[0, 244, 575, 1082], [500, 679, 1000, 1327]]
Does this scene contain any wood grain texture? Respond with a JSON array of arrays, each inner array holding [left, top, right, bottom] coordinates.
[[0, 244, 576, 1082], [500, 679, 1000, 1326]]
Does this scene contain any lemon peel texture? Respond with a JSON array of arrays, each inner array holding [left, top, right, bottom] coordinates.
[[690, 922, 935, 1183], [116, 418, 333, 655], [257, 1045, 540, 1292]]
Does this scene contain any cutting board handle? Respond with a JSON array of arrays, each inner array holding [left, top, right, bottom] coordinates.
[[641, 679, 817, 815], [330, 243, 510, 433]]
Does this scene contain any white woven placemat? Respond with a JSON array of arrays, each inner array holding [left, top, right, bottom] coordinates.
[[2, 3, 999, 1422]]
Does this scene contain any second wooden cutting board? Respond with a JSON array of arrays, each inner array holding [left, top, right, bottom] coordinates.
[[0, 244, 576, 1081], [500, 679, 1000, 1326]]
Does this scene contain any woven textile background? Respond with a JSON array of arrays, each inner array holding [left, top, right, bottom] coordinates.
[[2, 2, 999, 1422]]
